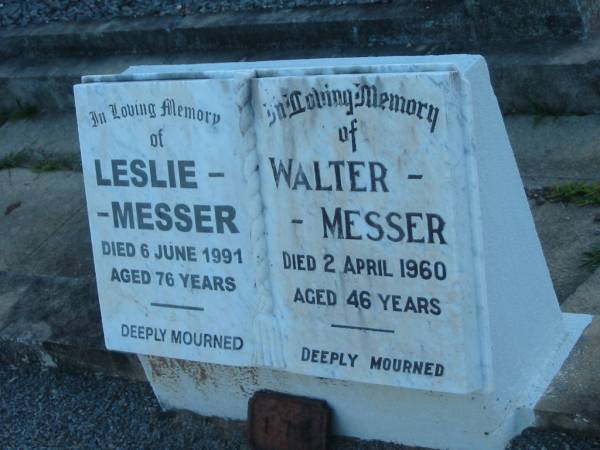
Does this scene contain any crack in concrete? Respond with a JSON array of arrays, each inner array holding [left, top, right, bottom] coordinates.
[[16, 202, 86, 267]]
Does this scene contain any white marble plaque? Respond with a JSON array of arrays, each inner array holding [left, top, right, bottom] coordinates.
[[75, 79, 257, 366], [253, 70, 485, 393]]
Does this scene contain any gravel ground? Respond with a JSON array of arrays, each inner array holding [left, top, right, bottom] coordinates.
[[0, 0, 387, 28], [1, 363, 599, 449], [0, 363, 247, 449]]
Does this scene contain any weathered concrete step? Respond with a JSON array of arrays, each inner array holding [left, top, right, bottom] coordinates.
[[563, 270, 600, 316], [0, 111, 79, 165], [0, 169, 92, 279], [506, 115, 600, 188], [3, 111, 599, 189], [535, 316, 600, 436], [536, 263, 600, 432], [0, 271, 145, 381], [3, 39, 600, 116], [0, 2, 594, 60]]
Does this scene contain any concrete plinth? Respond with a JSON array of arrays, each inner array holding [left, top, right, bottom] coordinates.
[[139, 313, 590, 450]]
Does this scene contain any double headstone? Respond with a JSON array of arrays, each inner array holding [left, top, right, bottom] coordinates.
[[75, 56, 590, 449]]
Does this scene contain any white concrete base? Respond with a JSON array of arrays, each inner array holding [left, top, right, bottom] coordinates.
[[138, 312, 590, 450]]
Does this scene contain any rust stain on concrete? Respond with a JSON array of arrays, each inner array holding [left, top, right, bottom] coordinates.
[[175, 359, 208, 383]]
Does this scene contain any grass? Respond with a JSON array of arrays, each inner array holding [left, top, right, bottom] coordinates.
[[0, 151, 31, 170], [10, 103, 38, 120], [529, 98, 565, 117], [582, 246, 600, 271], [547, 184, 600, 270], [32, 157, 77, 172], [546, 182, 600, 206], [528, 97, 566, 126], [527, 96, 587, 126], [0, 102, 39, 126], [0, 150, 78, 172]]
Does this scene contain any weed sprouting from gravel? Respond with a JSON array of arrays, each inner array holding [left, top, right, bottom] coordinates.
[[546, 183, 600, 206]]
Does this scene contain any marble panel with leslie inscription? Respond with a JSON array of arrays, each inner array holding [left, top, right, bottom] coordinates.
[[75, 79, 257, 367]]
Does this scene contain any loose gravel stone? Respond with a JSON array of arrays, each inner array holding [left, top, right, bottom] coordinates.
[[0, 0, 388, 29], [1, 362, 599, 449], [507, 427, 600, 450], [0, 363, 247, 449]]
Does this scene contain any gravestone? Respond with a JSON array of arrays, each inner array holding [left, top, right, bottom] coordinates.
[[75, 56, 591, 449]]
